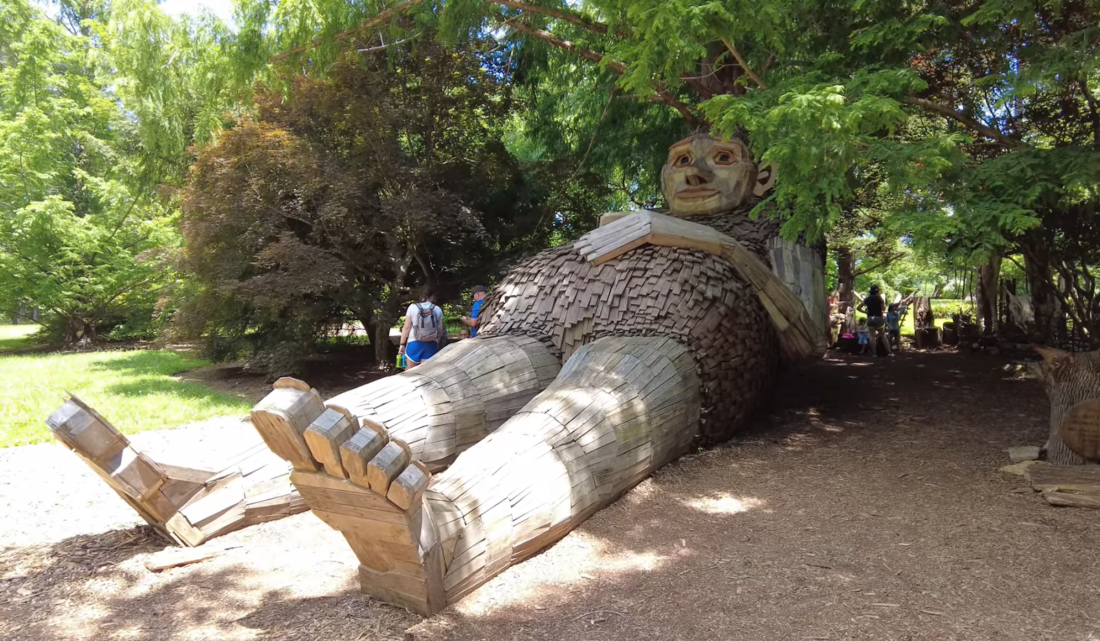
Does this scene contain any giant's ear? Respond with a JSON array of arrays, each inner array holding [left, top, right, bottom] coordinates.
[[754, 162, 777, 197]]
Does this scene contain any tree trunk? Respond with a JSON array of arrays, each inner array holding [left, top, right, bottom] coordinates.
[[1024, 241, 1066, 345], [836, 245, 856, 334], [976, 255, 1001, 335]]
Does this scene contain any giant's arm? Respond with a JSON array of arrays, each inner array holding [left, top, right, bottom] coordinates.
[[575, 211, 824, 359]]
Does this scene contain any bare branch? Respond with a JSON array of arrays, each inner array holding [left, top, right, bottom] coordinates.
[[358, 33, 420, 53], [722, 40, 767, 90], [901, 97, 1027, 149]]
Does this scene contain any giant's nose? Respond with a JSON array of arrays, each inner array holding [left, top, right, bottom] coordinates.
[[683, 159, 716, 187]]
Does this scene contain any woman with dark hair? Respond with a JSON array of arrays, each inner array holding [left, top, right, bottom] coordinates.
[[856, 285, 891, 356], [399, 286, 445, 368]]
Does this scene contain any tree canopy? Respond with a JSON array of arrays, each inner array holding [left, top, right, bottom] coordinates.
[[179, 39, 609, 372], [4, 0, 1099, 357]]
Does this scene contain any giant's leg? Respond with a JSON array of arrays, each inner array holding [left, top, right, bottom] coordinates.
[[251, 335, 560, 473], [259, 336, 700, 614]]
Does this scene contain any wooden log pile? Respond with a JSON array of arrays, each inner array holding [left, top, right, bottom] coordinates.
[[46, 394, 307, 546]]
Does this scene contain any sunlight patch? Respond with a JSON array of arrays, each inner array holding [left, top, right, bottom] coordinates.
[[681, 493, 764, 515], [454, 532, 668, 616]]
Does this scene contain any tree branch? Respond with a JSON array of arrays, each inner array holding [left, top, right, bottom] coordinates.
[[271, 0, 426, 63], [1077, 78, 1100, 150], [504, 19, 702, 125], [901, 97, 1027, 148], [484, 0, 626, 38], [853, 251, 905, 277], [721, 40, 767, 90]]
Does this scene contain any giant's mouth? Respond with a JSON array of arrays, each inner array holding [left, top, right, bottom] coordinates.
[[675, 186, 719, 201]]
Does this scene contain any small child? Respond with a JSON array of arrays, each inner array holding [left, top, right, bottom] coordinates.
[[857, 319, 870, 354], [459, 328, 470, 340], [886, 303, 901, 351]]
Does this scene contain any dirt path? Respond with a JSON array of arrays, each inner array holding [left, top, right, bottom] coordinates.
[[3, 352, 1099, 641]]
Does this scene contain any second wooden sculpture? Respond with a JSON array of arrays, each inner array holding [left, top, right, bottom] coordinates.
[[250, 134, 827, 614]]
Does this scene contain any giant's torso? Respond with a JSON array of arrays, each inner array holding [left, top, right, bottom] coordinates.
[[478, 208, 782, 441]]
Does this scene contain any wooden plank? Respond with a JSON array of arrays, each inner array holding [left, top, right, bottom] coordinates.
[[292, 473, 403, 514], [45, 397, 129, 465], [1042, 490, 1100, 509], [144, 547, 226, 572], [312, 510, 416, 547], [1027, 463, 1100, 494]]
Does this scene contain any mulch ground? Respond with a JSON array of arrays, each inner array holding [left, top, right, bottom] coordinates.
[[3, 350, 1099, 641]]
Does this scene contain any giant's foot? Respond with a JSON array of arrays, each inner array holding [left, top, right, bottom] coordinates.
[[251, 379, 444, 611], [253, 336, 701, 614], [46, 394, 307, 546]]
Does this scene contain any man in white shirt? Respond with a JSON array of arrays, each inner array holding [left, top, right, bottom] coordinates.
[[399, 287, 445, 368]]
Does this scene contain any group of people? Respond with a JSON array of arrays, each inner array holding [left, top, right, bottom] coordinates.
[[854, 285, 914, 357], [402, 282, 911, 368], [397, 285, 487, 369]]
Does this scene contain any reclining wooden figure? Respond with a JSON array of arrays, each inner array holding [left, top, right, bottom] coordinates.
[[249, 134, 827, 614]]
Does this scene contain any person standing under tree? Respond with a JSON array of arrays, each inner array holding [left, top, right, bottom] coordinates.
[[460, 285, 487, 337], [856, 284, 891, 357], [399, 287, 445, 368]]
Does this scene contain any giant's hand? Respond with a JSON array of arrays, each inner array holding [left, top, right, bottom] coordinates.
[[575, 211, 825, 359]]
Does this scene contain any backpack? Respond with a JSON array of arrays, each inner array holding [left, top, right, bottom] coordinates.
[[412, 303, 441, 342]]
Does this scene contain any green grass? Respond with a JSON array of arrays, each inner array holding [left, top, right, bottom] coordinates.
[[0, 324, 41, 352], [0, 343, 253, 448], [899, 312, 948, 335]]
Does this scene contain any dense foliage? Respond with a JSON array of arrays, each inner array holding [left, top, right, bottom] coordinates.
[[4, 0, 1099, 358], [0, 0, 176, 342], [180, 41, 608, 373], [244, 0, 1100, 346]]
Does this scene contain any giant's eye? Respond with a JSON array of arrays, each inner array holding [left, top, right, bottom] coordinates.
[[713, 149, 738, 165], [675, 154, 692, 166]]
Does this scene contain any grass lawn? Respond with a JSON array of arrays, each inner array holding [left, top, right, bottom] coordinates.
[[0, 332, 252, 448], [0, 324, 41, 351]]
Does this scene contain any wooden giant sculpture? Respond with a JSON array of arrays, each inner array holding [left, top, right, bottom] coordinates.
[[250, 134, 827, 614], [1031, 347, 1100, 465], [46, 394, 307, 546]]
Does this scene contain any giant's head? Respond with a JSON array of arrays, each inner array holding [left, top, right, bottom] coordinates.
[[660, 134, 775, 216]]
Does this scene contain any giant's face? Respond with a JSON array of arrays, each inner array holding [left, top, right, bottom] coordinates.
[[661, 135, 759, 216]]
